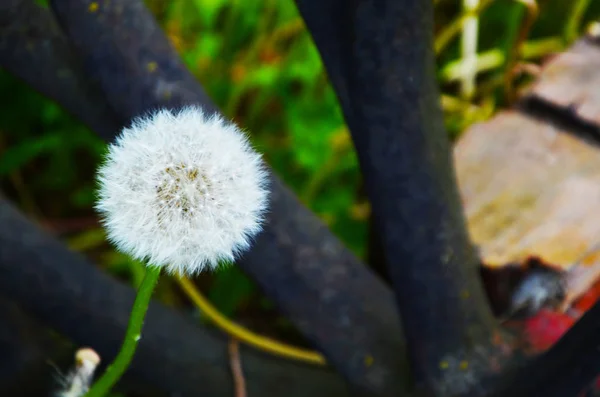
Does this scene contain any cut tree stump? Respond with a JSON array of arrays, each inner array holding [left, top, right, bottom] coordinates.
[[454, 35, 600, 309]]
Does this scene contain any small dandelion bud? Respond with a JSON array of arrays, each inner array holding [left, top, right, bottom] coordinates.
[[96, 107, 269, 275], [56, 348, 101, 397]]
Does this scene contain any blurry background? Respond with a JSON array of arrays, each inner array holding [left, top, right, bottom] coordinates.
[[0, 0, 598, 363]]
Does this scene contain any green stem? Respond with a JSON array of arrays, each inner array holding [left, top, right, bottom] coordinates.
[[564, 0, 592, 44], [434, 0, 494, 55], [85, 266, 162, 397]]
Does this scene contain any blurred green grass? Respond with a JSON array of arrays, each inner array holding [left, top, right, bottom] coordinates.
[[0, 0, 598, 336]]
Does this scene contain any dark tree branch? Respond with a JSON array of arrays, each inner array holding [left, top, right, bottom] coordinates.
[[0, 0, 408, 393], [0, 296, 70, 396], [295, 0, 512, 394], [0, 0, 121, 141], [0, 198, 348, 397]]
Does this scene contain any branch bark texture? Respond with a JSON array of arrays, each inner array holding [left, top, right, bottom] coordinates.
[[0, 0, 121, 140], [0, 198, 347, 397], [295, 0, 509, 394]]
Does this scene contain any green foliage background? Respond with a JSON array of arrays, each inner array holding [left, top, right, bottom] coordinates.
[[0, 0, 598, 338]]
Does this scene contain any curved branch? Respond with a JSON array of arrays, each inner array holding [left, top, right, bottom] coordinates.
[[295, 0, 511, 394], [0, 198, 347, 397]]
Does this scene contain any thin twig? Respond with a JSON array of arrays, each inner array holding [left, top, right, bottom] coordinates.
[[504, 0, 539, 103], [228, 339, 247, 397]]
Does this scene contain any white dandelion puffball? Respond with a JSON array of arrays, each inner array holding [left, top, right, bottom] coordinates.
[[96, 107, 269, 275]]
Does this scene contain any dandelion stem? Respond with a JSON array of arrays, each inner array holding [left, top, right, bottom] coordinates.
[[85, 266, 161, 397]]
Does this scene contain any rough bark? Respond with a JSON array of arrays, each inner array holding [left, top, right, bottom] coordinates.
[[295, 0, 507, 395], [0, 0, 121, 140], [0, 198, 348, 397]]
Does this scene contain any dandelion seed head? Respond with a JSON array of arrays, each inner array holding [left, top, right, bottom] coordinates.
[[96, 107, 269, 275]]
